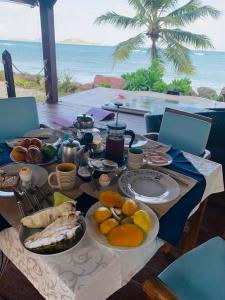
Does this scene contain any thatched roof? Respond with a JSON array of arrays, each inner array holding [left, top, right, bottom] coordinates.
[[0, 0, 57, 7]]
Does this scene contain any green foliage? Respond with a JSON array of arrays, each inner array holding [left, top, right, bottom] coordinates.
[[168, 78, 192, 95], [122, 60, 168, 92], [0, 71, 5, 81], [58, 72, 78, 96], [98, 83, 112, 88], [96, 0, 220, 74], [122, 60, 193, 95], [15, 78, 36, 89]]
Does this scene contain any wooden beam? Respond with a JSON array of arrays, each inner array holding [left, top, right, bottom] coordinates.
[[2, 50, 16, 98], [38, 0, 58, 104]]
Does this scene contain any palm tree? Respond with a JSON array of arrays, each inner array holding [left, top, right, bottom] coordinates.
[[95, 0, 220, 74]]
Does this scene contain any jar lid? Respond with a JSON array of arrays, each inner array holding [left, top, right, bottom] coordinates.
[[107, 121, 127, 130], [63, 138, 80, 148], [77, 114, 94, 122]]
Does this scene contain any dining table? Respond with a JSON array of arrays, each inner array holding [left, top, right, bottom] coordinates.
[[0, 136, 224, 300]]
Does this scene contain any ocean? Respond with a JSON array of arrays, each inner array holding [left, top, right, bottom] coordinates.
[[0, 40, 225, 93]]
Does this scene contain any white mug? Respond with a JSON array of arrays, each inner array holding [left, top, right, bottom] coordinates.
[[48, 163, 76, 191], [128, 148, 144, 169]]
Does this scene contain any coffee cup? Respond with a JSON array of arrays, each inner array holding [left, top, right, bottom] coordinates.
[[48, 163, 76, 191], [128, 148, 144, 169]]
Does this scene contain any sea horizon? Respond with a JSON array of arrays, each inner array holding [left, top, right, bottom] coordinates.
[[0, 39, 225, 93]]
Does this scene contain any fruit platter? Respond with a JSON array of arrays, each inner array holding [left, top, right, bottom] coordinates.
[[10, 138, 57, 165], [86, 191, 159, 250]]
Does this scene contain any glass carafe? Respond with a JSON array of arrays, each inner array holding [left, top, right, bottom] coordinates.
[[105, 122, 135, 164]]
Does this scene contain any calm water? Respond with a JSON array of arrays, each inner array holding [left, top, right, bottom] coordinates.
[[0, 40, 225, 92]]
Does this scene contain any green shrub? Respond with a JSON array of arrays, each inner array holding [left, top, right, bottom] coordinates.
[[122, 60, 168, 92], [168, 78, 192, 95], [15, 78, 35, 89], [98, 83, 112, 88], [58, 73, 78, 95]]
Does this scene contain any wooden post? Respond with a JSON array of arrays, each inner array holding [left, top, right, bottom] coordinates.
[[2, 50, 16, 98], [38, 0, 58, 104]]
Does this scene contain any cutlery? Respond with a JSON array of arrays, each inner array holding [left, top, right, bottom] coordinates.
[[13, 189, 26, 218], [34, 186, 52, 206], [17, 188, 36, 212], [28, 188, 42, 210], [157, 169, 190, 186]]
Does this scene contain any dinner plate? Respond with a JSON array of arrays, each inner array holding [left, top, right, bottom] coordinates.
[[144, 152, 173, 167], [0, 163, 48, 195], [6, 128, 61, 148], [125, 134, 148, 149], [118, 169, 180, 204], [86, 201, 159, 251], [10, 153, 58, 166], [24, 128, 61, 146]]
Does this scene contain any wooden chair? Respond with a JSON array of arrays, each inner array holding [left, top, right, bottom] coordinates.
[[143, 237, 225, 300]]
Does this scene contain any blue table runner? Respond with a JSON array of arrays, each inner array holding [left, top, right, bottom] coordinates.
[[158, 149, 206, 245]]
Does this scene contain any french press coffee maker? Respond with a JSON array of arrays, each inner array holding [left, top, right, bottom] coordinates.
[[105, 103, 135, 163]]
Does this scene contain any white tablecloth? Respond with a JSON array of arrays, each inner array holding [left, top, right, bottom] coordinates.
[[0, 154, 223, 300]]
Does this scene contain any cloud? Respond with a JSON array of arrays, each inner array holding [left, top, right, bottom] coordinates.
[[0, 0, 224, 50]]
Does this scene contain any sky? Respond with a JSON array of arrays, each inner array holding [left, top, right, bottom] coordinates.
[[0, 0, 225, 50]]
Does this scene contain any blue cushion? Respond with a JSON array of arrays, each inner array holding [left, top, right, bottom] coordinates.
[[159, 237, 225, 300], [0, 97, 39, 141], [158, 111, 211, 156]]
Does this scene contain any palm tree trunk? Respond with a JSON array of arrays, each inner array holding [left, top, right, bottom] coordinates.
[[151, 38, 157, 59]]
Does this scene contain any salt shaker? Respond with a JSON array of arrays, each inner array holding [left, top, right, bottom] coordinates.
[[19, 167, 32, 189]]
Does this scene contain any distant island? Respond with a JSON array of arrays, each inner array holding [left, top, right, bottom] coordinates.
[[60, 39, 100, 46]]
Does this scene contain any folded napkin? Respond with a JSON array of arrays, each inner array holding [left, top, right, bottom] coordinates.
[[0, 143, 12, 166], [52, 116, 73, 127], [86, 107, 115, 122], [0, 215, 11, 231], [158, 149, 206, 245]]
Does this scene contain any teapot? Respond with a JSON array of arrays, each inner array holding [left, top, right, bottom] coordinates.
[[60, 139, 86, 166]]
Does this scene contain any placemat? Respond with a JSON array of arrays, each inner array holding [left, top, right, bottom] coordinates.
[[79, 168, 197, 218]]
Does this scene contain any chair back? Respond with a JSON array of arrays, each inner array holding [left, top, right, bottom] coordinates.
[[158, 108, 212, 156], [0, 97, 39, 141]]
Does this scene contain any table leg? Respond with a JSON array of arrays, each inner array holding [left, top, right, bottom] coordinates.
[[0, 251, 9, 279], [182, 199, 208, 254]]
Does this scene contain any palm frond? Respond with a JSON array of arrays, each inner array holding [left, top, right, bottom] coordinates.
[[128, 0, 145, 14], [161, 35, 195, 74], [165, 0, 220, 26], [162, 29, 213, 49], [141, 0, 177, 11], [113, 33, 146, 61], [95, 12, 144, 29]]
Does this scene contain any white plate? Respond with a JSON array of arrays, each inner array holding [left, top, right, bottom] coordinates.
[[24, 128, 61, 145], [88, 158, 119, 173], [125, 134, 148, 149], [118, 169, 180, 204], [0, 163, 48, 195], [86, 201, 159, 251], [10, 153, 58, 166], [144, 152, 173, 167], [6, 128, 61, 148]]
